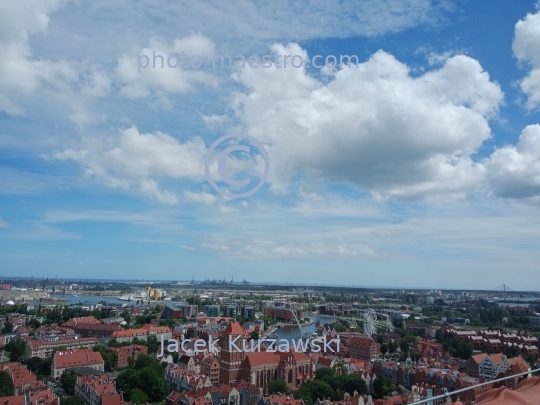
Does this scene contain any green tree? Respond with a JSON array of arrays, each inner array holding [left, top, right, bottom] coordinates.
[[130, 388, 149, 404], [121, 310, 131, 325], [26, 356, 44, 375], [136, 368, 169, 401], [115, 368, 137, 395], [291, 387, 313, 405], [40, 358, 53, 377], [6, 338, 27, 361], [380, 343, 388, 355], [268, 378, 289, 394], [170, 351, 179, 363], [373, 375, 396, 399], [116, 356, 168, 402], [146, 335, 159, 354], [251, 330, 259, 340], [2, 321, 14, 334], [337, 374, 369, 396], [399, 340, 410, 353], [0, 371, 14, 397], [29, 318, 41, 329], [435, 329, 444, 343], [93, 345, 118, 372], [134, 354, 162, 375], [61, 371, 77, 395], [315, 367, 335, 382], [442, 338, 473, 360], [61, 396, 85, 405], [304, 379, 335, 401]]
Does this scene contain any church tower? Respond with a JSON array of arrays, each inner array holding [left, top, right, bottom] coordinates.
[[219, 321, 246, 384]]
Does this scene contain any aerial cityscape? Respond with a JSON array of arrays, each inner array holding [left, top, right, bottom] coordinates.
[[2, 1, 540, 405]]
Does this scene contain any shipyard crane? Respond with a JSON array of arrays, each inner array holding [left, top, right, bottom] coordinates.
[[51, 276, 57, 295], [30, 276, 37, 298], [41, 277, 49, 292]]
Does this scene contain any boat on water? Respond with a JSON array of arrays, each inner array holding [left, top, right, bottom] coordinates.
[[118, 295, 133, 301]]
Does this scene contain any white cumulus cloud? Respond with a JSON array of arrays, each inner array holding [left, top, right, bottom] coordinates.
[[485, 124, 540, 199], [115, 35, 218, 100], [513, 9, 540, 109], [0, 0, 77, 115], [233, 44, 503, 199], [54, 126, 208, 204]]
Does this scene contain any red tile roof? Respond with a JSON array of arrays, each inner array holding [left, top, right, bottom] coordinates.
[[140, 324, 170, 332], [470, 353, 488, 364], [264, 394, 304, 405], [0, 396, 25, 405], [54, 348, 104, 369], [349, 336, 375, 347], [476, 377, 540, 404], [222, 321, 245, 335], [62, 317, 102, 327]]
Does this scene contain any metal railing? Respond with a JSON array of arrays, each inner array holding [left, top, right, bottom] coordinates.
[[409, 368, 540, 405]]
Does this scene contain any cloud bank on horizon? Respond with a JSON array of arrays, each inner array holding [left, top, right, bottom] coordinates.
[[1, 0, 540, 289]]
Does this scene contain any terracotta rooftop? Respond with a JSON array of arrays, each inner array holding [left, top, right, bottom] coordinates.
[[62, 317, 102, 327], [0, 396, 25, 405], [71, 323, 122, 332], [54, 348, 104, 369], [244, 351, 281, 367], [488, 353, 506, 365], [470, 353, 488, 363], [222, 321, 245, 336], [349, 336, 375, 347], [476, 376, 540, 404]]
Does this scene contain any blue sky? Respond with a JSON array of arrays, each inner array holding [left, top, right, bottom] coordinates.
[[2, 0, 540, 290]]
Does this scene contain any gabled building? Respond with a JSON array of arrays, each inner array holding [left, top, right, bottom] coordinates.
[[348, 336, 380, 361], [51, 349, 105, 379], [218, 322, 313, 393], [62, 317, 102, 328], [478, 354, 509, 380], [466, 353, 487, 378], [75, 374, 129, 405], [110, 324, 172, 343]]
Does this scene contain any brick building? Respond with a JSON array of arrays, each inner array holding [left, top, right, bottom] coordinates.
[[109, 344, 147, 368], [262, 307, 302, 322], [71, 323, 123, 338], [75, 374, 129, 405], [218, 322, 313, 392], [348, 336, 380, 361]]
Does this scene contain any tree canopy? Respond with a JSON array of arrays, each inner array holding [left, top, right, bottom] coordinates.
[[268, 378, 289, 394], [442, 338, 473, 360], [373, 375, 396, 399], [293, 367, 368, 404], [115, 354, 168, 402], [6, 338, 27, 361], [0, 371, 14, 397]]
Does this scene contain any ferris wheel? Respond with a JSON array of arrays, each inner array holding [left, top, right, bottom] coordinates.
[[363, 308, 377, 337]]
